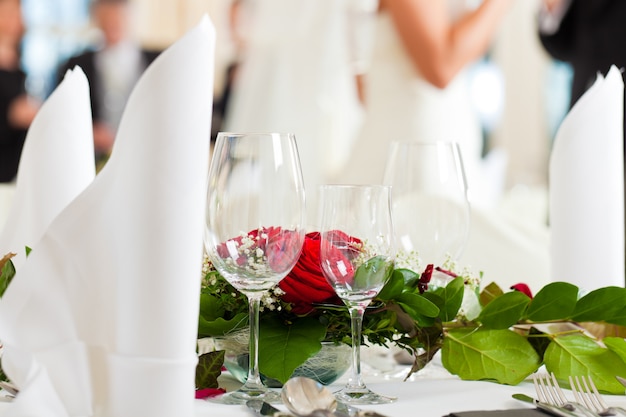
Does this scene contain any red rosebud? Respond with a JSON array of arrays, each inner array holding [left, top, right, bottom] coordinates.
[[279, 232, 343, 314], [195, 388, 226, 399], [510, 283, 533, 298], [418, 264, 434, 294]]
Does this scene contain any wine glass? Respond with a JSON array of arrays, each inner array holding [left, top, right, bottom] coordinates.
[[318, 184, 396, 405], [383, 141, 470, 271], [204, 132, 306, 404]]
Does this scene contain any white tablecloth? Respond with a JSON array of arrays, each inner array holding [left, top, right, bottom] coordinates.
[[3, 354, 623, 417]]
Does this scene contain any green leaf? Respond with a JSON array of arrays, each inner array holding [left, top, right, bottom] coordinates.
[[543, 334, 626, 394], [198, 313, 247, 338], [604, 337, 626, 364], [439, 276, 464, 322], [479, 282, 504, 307], [377, 269, 405, 301], [195, 350, 225, 389], [199, 293, 226, 320], [477, 291, 531, 329], [571, 287, 626, 323], [259, 317, 327, 384], [526, 282, 578, 322], [353, 256, 394, 290], [605, 309, 626, 326], [397, 292, 440, 319], [0, 253, 16, 297], [442, 328, 540, 385]]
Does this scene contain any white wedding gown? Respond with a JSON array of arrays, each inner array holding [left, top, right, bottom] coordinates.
[[334, 3, 551, 291], [223, 0, 363, 225], [335, 5, 491, 206]]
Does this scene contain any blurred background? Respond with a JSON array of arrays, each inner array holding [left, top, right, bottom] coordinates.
[[18, 0, 569, 199], [7, 0, 578, 288]]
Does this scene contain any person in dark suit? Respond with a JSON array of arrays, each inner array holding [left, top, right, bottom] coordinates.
[[539, 0, 626, 134], [57, 0, 159, 169], [0, 0, 39, 182]]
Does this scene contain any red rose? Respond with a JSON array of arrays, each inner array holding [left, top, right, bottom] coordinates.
[[510, 283, 533, 298], [215, 227, 303, 274], [265, 227, 303, 273], [279, 232, 343, 314]]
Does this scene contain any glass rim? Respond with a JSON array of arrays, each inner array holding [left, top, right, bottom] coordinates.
[[318, 184, 392, 190], [216, 131, 296, 138]]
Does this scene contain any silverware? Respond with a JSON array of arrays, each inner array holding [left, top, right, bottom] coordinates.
[[570, 375, 626, 416], [533, 373, 598, 417], [246, 399, 293, 417], [616, 376, 626, 389], [281, 377, 348, 417], [512, 393, 581, 417]]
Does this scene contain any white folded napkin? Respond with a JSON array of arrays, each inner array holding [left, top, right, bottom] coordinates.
[[0, 15, 215, 417], [549, 65, 625, 289], [0, 67, 95, 268]]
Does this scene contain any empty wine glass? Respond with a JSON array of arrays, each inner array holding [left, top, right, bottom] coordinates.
[[318, 184, 396, 405], [383, 141, 470, 270], [204, 132, 306, 404]]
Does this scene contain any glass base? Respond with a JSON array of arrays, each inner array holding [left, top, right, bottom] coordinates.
[[334, 387, 397, 405], [208, 387, 282, 405]]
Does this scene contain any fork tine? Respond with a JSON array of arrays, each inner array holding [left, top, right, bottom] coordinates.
[[570, 376, 598, 412], [532, 374, 547, 403], [549, 372, 570, 405], [585, 375, 610, 410], [534, 373, 565, 406], [533, 374, 552, 404]]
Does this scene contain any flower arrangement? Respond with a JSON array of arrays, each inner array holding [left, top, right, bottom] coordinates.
[[197, 231, 626, 395], [2, 241, 626, 397]]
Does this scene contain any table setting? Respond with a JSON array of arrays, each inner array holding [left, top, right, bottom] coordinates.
[[0, 11, 625, 417]]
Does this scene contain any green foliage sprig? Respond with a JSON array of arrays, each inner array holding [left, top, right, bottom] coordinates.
[[444, 281, 626, 393], [198, 257, 626, 394]]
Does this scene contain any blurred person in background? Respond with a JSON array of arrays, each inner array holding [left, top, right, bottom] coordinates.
[[223, 0, 365, 224], [336, 0, 513, 207], [0, 0, 39, 183], [539, 0, 626, 148], [57, 0, 160, 170]]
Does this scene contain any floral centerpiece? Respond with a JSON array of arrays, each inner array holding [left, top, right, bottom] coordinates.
[[2, 240, 626, 396], [196, 231, 626, 395]]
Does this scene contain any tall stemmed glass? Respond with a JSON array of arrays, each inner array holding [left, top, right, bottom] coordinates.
[[383, 141, 470, 270], [318, 184, 396, 405], [204, 132, 306, 404]]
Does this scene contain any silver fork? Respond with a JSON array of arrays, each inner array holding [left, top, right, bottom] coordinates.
[[570, 375, 626, 416], [533, 373, 598, 417]]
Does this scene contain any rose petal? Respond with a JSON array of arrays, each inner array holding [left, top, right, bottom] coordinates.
[[195, 388, 226, 399]]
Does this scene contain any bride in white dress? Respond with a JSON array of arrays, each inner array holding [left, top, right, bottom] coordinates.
[[336, 0, 512, 206], [223, 0, 364, 225]]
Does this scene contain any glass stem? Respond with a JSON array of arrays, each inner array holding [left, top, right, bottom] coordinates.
[[346, 304, 367, 390], [243, 294, 264, 392]]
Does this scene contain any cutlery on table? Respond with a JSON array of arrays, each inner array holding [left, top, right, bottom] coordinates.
[[533, 373, 597, 417], [512, 393, 580, 417], [570, 375, 626, 416], [281, 377, 389, 417], [616, 376, 626, 390]]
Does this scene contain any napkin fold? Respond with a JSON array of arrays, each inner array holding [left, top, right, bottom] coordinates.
[[549, 65, 625, 289], [0, 15, 215, 417], [0, 67, 95, 268]]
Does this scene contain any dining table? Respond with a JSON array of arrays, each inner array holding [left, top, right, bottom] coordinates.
[[3, 351, 622, 417]]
